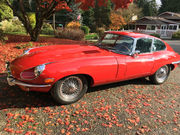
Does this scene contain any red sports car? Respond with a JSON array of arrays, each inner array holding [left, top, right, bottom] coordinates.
[[6, 31, 180, 104]]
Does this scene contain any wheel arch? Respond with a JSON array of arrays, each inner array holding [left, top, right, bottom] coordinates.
[[167, 64, 175, 71], [54, 74, 94, 87]]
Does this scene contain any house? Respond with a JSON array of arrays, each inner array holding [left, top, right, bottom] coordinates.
[[130, 12, 180, 39], [135, 16, 180, 31]]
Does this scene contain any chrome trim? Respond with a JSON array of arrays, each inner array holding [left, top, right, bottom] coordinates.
[[172, 61, 180, 64], [7, 77, 51, 87]]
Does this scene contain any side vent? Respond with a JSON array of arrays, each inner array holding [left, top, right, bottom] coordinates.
[[83, 50, 100, 54]]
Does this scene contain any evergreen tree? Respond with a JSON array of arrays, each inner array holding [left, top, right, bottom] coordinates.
[[82, 8, 96, 32], [93, 0, 111, 28], [159, 0, 180, 13], [136, 0, 158, 16]]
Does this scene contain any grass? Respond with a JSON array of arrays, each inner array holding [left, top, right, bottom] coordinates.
[[85, 33, 99, 40], [5, 31, 55, 37]]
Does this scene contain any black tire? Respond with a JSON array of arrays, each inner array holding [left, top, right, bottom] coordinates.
[[149, 65, 170, 84], [51, 75, 88, 104]]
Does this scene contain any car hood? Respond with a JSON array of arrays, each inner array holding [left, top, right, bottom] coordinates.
[[10, 44, 111, 71]]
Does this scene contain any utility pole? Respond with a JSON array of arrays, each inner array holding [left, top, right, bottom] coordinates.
[[53, 13, 56, 30]]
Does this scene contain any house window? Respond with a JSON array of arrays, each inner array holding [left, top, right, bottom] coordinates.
[[173, 25, 177, 30], [168, 25, 178, 30], [161, 25, 167, 30], [147, 25, 156, 30], [151, 25, 156, 30], [169, 25, 173, 30]]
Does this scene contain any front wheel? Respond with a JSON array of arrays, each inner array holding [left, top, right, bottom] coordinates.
[[51, 75, 88, 104], [149, 65, 170, 84]]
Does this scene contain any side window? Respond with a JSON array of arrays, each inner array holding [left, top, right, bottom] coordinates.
[[153, 39, 166, 51], [115, 36, 134, 54], [101, 34, 119, 45], [135, 38, 152, 53]]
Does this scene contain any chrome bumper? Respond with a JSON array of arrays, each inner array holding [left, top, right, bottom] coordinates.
[[6, 62, 51, 88], [7, 77, 51, 87], [172, 61, 180, 65]]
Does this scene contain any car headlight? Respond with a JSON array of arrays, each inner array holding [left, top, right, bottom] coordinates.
[[20, 64, 46, 80], [34, 64, 46, 77]]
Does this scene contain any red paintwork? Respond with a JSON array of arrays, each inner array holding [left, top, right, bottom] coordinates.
[[9, 32, 180, 92]]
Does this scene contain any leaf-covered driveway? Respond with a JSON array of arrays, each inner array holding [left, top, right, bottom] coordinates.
[[0, 66, 179, 135]]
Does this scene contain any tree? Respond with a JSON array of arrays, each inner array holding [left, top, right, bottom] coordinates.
[[5, 0, 134, 41], [115, 3, 142, 28], [82, 8, 96, 32], [52, 1, 81, 26], [159, 0, 180, 13], [93, 0, 111, 28], [0, 0, 13, 21], [136, 0, 158, 16], [109, 12, 125, 30]]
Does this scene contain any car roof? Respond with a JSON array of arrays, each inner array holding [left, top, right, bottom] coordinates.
[[105, 31, 154, 39]]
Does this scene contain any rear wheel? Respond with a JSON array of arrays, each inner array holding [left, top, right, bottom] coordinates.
[[149, 65, 170, 84], [51, 75, 88, 104]]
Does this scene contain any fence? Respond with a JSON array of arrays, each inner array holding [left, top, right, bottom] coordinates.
[[121, 29, 178, 39]]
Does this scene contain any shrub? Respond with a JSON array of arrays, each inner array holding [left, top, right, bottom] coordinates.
[[85, 33, 99, 40], [96, 27, 105, 38], [150, 33, 160, 38], [81, 26, 90, 35], [0, 19, 25, 33], [15, 42, 33, 49], [40, 23, 54, 35], [66, 21, 81, 29], [172, 31, 180, 39], [55, 28, 84, 40], [0, 28, 8, 42]]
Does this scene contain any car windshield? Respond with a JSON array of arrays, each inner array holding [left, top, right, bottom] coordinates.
[[97, 33, 134, 55]]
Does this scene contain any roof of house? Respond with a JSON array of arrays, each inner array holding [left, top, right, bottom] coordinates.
[[159, 12, 180, 20], [135, 16, 180, 25], [106, 31, 154, 38]]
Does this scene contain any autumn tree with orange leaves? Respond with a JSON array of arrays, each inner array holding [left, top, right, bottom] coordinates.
[[109, 12, 126, 30], [4, 0, 134, 41]]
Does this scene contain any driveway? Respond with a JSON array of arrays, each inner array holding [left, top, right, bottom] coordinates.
[[0, 66, 179, 135], [165, 40, 180, 54]]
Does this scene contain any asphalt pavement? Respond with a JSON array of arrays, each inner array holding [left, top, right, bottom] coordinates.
[[165, 40, 180, 54]]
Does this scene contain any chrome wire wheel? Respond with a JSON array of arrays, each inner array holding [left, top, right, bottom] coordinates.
[[149, 65, 170, 84], [59, 76, 83, 101], [51, 75, 88, 104], [155, 66, 169, 83]]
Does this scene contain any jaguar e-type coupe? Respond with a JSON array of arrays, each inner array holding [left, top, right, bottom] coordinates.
[[6, 31, 180, 104]]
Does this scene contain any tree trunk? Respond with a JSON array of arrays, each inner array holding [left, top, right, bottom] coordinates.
[[30, 32, 39, 42], [29, 19, 44, 42]]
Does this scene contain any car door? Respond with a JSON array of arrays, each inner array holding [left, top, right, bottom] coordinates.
[[125, 38, 154, 79]]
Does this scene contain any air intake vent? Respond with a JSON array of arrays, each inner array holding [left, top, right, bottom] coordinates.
[[83, 50, 100, 54]]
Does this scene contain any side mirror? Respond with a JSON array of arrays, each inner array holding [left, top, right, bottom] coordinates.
[[132, 50, 140, 58]]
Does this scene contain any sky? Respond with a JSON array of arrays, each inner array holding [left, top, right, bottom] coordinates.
[[156, 0, 162, 6]]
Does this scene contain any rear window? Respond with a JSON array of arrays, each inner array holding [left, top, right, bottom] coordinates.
[[153, 39, 166, 51], [135, 38, 152, 53]]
